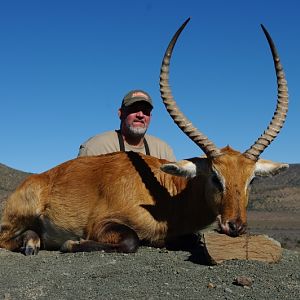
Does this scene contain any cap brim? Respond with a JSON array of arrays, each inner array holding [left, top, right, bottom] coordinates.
[[122, 98, 153, 108]]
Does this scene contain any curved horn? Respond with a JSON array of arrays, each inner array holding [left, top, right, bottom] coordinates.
[[159, 18, 221, 158], [244, 24, 289, 161]]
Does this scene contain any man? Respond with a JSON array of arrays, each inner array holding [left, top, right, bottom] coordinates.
[[78, 90, 176, 161]]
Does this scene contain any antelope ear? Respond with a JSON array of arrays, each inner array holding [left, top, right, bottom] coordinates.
[[160, 158, 208, 178], [254, 159, 289, 177]]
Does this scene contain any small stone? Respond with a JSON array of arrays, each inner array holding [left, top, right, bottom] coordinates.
[[207, 282, 215, 289], [225, 287, 233, 293], [159, 249, 169, 253], [4, 293, 11, 300], [233, 276, 253, 287]]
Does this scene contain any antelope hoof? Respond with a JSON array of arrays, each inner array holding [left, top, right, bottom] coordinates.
[[22, 245, 40, 256], [21, 230, 41, 256]]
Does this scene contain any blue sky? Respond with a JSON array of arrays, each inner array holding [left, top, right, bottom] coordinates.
[[1, 0, 299, 173]]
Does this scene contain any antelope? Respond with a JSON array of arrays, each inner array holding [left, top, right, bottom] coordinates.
[[0, 19, 289, 255]]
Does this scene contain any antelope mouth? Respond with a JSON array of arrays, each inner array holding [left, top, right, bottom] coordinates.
[[217, 215, 247, 237]]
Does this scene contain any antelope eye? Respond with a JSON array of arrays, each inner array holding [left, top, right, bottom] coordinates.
[[249, 177, 256, 185], [211, 174, 223, 191]]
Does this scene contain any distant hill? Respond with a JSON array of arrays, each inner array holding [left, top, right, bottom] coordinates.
[[0, 163, 31, 208], [249, 164, 300, 212]]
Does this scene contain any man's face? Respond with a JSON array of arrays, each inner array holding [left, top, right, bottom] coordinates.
[[119, 102, 152, 138]]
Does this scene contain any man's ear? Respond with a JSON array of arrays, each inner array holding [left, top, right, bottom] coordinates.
[[118, 108, 122, 119], [160, 158, 208, 178], [254, 159, 289, 177]]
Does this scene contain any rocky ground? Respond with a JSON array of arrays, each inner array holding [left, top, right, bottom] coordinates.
[[0, 244, 299, 299]]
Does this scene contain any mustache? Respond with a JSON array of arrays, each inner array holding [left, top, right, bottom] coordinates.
[[133, 119, 145, 125]]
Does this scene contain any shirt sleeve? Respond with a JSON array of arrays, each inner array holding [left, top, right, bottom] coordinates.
[[77, 131, 120, 157], [78, 144, 95, 157]]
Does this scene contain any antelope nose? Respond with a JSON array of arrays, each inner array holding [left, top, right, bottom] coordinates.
[[228, 221, 239, 237]]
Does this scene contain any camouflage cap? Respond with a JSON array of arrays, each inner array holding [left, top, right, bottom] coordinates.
[[121, 90, 153, 108]]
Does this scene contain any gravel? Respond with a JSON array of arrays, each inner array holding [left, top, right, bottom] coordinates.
[[0, 246, 299, 299]]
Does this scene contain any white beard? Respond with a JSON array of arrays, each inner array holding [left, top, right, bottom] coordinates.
[[125, 122, 147, 138]]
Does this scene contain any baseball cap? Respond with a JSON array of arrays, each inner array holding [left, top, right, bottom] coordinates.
[[121, 90, 153, 108]]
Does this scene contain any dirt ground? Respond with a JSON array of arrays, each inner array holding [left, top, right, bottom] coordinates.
[[247, 211, 300, 251], [0, 237, 299, 300]]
